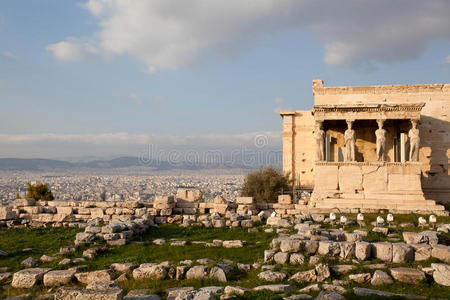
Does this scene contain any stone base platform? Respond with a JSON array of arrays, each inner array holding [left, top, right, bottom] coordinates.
[[309, 161, 446, 214], [312, 198, 445, 212]]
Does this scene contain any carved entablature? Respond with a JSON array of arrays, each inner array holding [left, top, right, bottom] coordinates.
[[314, 161, 422, 167], [312, 103, 425, 121]]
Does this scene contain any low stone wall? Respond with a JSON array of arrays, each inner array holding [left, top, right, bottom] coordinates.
[[0, 198, 146, 227], [1, 190, 448, 228]]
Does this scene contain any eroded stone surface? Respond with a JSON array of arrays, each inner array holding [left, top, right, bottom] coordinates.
[[12, 268, 51, 289], [289, 269, 316, 283], [133, 264, 167, 280], [55, 287, 123, 300], [75, 269, 114, 284], [186, 266, 207, 280], [43, 270, 76, 287], [372, 242, 392, 262], [431, 263, 450, 286], [390, 267, 425, 284], [371, 270, 393, 286], [253, 284, 291, 292], [258, 271, 286, 282], [349, 273, 371, 284]]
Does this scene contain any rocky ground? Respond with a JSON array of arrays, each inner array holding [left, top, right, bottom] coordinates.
[[0, 212, 449, 299]]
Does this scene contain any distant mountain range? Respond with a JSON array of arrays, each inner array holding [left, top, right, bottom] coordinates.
[[0, 156, 281, 171]]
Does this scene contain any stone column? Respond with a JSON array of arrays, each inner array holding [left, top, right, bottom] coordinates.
[[400, 133, 406, 163], [325, 133, 331, 162], [314, 121, 325, 161], [282, 115, 295, 181], [409, 119, 420, 162], [344, 120, 356, 162], [375, 119, 386, 161]]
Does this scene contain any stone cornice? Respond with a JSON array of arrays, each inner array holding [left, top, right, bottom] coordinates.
[[314, 161, 422, 166], [313, 80, 449, 95], [313, 103, 425, 114], [312, 103, 424, 121]]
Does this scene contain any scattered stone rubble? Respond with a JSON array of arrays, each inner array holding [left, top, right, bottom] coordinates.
[[1, 192, 450, 299]]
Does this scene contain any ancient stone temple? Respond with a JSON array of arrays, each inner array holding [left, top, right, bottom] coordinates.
[[280, 80, 449, 212]]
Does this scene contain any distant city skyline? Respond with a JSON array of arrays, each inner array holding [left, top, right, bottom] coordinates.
[[1, 0, 449, 158]]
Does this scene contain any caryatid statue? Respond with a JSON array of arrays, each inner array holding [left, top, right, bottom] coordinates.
[[344, 120, 356, 162], [375, 119, 386, 161], [409, 119, 420, 162], [314, 121, 325, 161]]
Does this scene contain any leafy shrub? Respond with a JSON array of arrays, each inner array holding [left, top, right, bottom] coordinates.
[[241, 166, 290, 203], [26, 183, 54, 201]]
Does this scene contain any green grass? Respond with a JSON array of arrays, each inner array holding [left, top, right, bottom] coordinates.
[[0, 227, 82, 272], [1, 220, 450, 299], [80, 225, 277, 271]]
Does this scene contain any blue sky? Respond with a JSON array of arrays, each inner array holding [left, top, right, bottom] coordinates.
[[0, 0, 449, 159]]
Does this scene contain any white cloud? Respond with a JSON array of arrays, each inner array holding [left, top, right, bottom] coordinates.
[[46, 38, 102, 61], [445, 55, 450, 65], [47, 0, 450, 69], [3, 51, 18, 60]]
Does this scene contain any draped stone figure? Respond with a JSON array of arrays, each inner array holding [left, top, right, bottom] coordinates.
[[375, 119, 386, 161], [344, 120, 356, 161], [314, 121, 325, 161], [409, 119, 420, 162]]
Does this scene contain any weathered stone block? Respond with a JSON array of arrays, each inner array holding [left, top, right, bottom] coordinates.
[[388, 174, 421, 192], [390, 267, 425, 284], [43, 270, 76, 286], [280, 239, 302, 253], [315, 263, 330, 282], [362, 166, 387, 192], [349, 273, 371, 284], [372, 242, 392, 262], [431, 263, 450, 287], [318, 241, 340, 256], [289, 253, 305, 265], [273, 252, 289, 264], [133, 264, 167, 280], [339, 242, 356, 260], [12, 268, 51, 288], [304, 240, 319, 254], [154, 195, 175, 204], [75, 269, 114, 284], [412, 244, 432, 261], [289, 269, 316, 283], [392, 243, 414, 263], [338, 165, 362, 191], [14, 198, 35, 207], [431, 245, 450, 264], [90, 208, 104, 218], [223, 240, 244, 248], [56, 207, 73, 215], [55, 287, 123, 300], [236, 197, 254, 204], [186, 266, 207, 280], [257, 271, 286, 282], [314, 165, 338, 190], [330, 265, 355, 275], [264, 250, 275, 263], [371, 270, 393, 286], [0, 207, 16, 220], [277, 195, 292, 204]]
